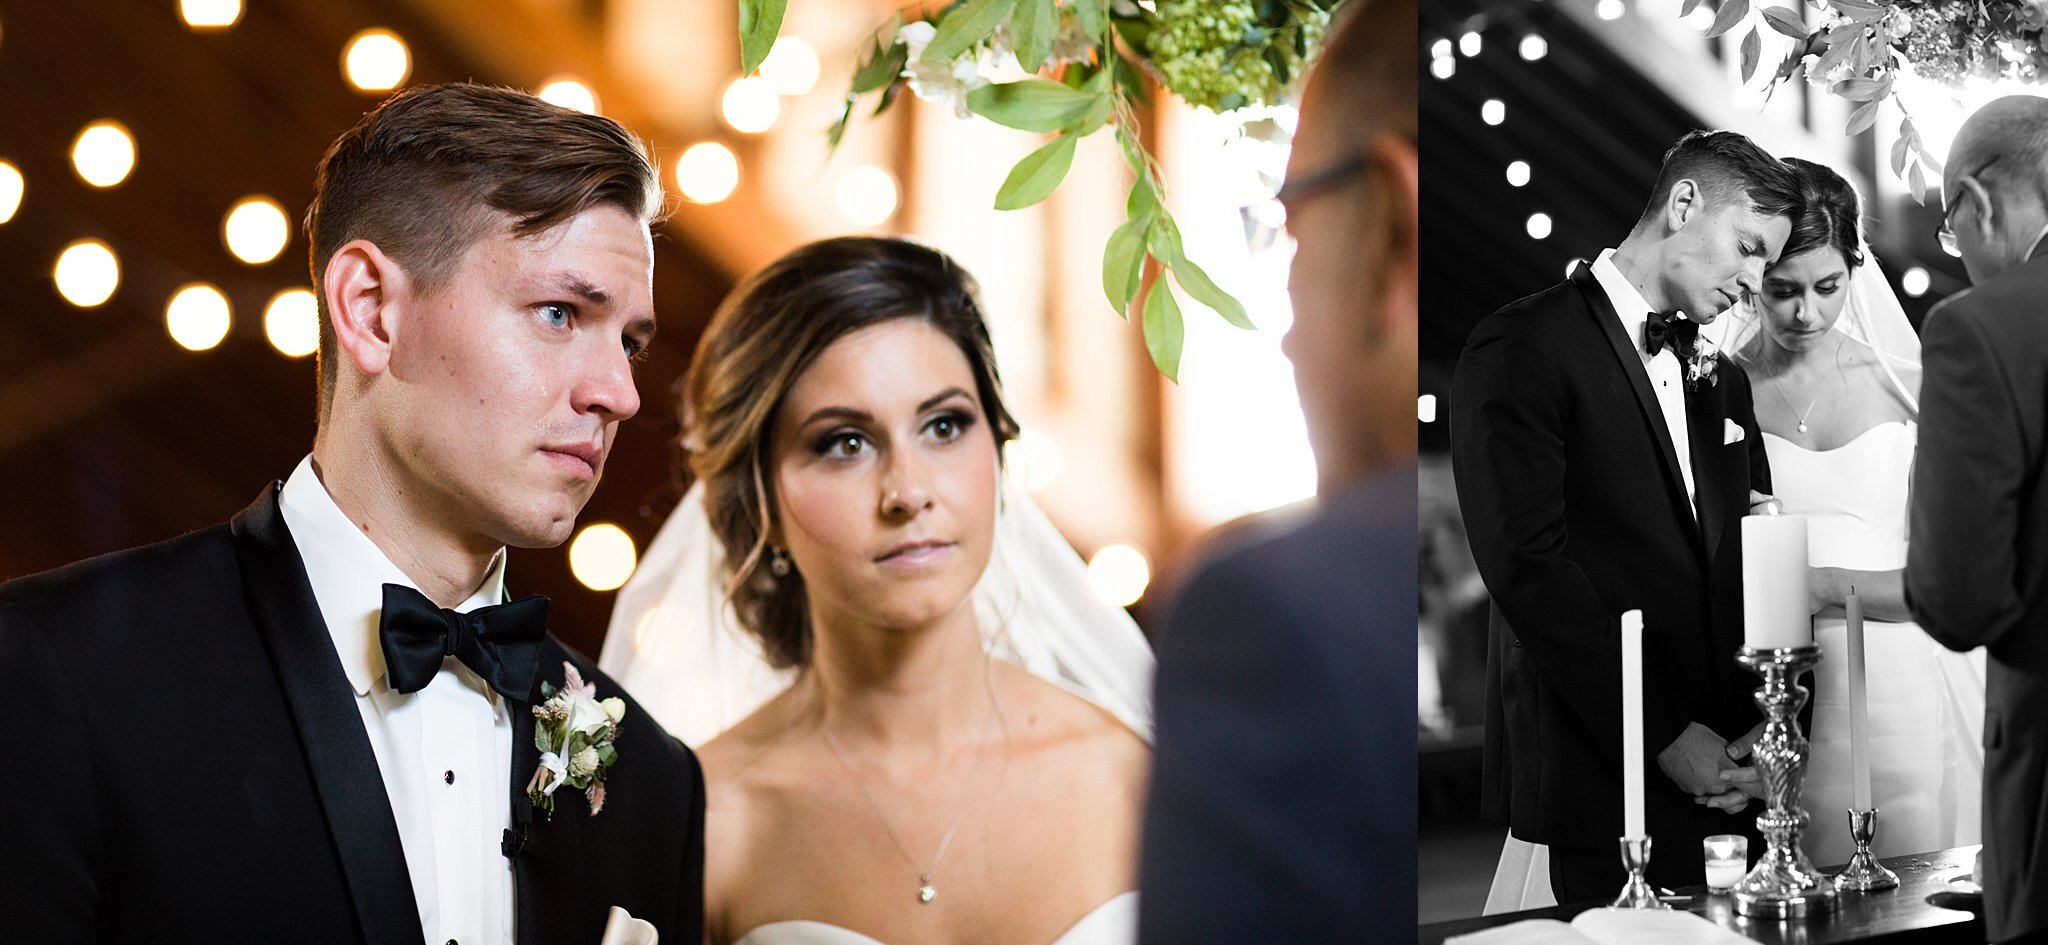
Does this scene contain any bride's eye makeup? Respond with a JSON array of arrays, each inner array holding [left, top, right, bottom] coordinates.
[[812, 428, 870, 459], [924, 409, 976, 443]]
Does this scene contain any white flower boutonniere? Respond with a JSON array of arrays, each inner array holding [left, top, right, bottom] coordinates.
[[526, 662, 625, 819], [1685, 336, 1720, 392]]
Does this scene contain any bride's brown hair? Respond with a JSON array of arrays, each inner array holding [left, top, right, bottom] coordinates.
[[679, 237, 1020, 669], [1781, 157, 1866, 269]]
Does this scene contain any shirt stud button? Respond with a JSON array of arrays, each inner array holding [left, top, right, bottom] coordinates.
[[444, 770, 455, 785]]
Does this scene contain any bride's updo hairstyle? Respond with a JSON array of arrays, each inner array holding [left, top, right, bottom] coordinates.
[[680, 236, 1020, 669], [1781, 157, 1866, 270]]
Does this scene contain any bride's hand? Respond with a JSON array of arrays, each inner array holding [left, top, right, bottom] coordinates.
[[1807, 566, 1844, 615]]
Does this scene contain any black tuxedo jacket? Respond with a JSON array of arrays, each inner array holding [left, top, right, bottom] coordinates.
[[1451, 264, 1770, 866], [1137, 464, 1416, 943], [0, 484, 704, 945], [1908, 248, 2048, 943]]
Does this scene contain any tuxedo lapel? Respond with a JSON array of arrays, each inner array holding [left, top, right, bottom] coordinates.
[[1571, 265, 1702, 543], [229, 485, 426, 945], [1687, 384, 1729, 564]]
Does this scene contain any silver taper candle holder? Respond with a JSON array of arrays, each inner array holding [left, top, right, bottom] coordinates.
[[1732, 645, 1838, 918], [1833, 808, 1900, 891], [1613, 836, 1669, 909]]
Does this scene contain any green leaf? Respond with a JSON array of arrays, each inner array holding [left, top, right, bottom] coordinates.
[[967, 79, 1100, 131], [1262, 44, 1292, 86], [1141, 280, 1185, 382], [1891, 124, 1910, 177], [1012, 0, 1058, 71], [1706, 0, 1749, 39], [1680, 0, 1705, 17], [1845, 98, 1881, 136], [925, 0, 1014, 63], [738, 0, 788, 76], [1836, 76, 1889, 101], [1126, 174, 1158, 219], [1074, 0, 1106, 40], [994, 133, 1079, 210], [829, 97, 855, 148], [1740, 28, 1761, 82], [851, 37, 908, 94], [1150, 216, 1253, 329], [596, 743, 617, 765], [1113, 53, 1149, 105], [1103, 215, 1150, 315], [1908, 160, 1927, 204], [1113, 12, 1154, 55], [1760, 5, 1806, 38]]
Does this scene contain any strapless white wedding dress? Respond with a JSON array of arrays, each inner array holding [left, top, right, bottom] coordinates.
[[734, 892, 1137, 945], [1763, 421, 1985, 867]]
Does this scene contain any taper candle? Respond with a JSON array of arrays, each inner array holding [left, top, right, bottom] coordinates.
[[1623, 609, 1645, 840], [1847, 587, 1871, 811]]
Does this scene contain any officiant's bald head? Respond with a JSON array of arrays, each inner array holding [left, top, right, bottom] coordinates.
[[1945, 95, 2048, 284], [1283, 0, 1417, 493]]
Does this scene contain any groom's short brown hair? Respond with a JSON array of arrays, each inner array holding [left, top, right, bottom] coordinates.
[[303, 82, 664, 416], [1636, 130, 1801, 229]]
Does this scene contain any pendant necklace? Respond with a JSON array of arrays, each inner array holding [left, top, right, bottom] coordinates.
[[1774, 378, 1828, 434], [820, 694, 1003, 905]]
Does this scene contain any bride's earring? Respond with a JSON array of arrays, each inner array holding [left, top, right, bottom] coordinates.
[[769, 548, 792, 577]]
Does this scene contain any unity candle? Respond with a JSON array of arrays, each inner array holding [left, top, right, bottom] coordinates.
[[1847, 588, 1872, 811], [1742, 514, 1811, 649], [1622, 609, 1646, 840]]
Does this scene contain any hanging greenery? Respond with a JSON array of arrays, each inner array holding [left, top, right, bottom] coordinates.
[[737, 0, 1339, 381]]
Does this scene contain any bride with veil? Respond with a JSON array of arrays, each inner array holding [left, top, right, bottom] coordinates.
[[598, 236, 1153, 945], [1486, 158, 1984, 911]]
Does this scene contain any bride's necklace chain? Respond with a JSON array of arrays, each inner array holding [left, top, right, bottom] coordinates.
[[819, 671, 1006, 906], [1755, 334, 1846, 436]]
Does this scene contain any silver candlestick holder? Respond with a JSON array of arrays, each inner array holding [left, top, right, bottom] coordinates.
[[1613, 836, 1670, 909], [1833, 808, 1900, 891], [1732, 645, 1838, 918]]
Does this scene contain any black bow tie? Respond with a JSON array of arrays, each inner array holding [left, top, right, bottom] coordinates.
[[1643, 310, 1699, 358], [378, 583, 548, 701]]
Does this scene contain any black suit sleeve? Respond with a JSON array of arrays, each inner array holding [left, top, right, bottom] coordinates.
[[1909, 302, 2027, 649], [1731, 361, 1773, 497], [0, 604, 98, 943], [678, 739, 706, 945], [1452, 322, 1696, 760]]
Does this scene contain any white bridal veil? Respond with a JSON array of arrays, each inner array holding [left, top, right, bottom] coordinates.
[[597, 474, 1156, 748]]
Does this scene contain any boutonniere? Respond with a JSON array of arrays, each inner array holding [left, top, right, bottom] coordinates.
[[1685, 336, 1720, 391], [526, 662, 624, 818]]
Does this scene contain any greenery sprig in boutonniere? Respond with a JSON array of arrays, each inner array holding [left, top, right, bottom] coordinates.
[[526, 662, 623, 819], [738, 0, 1340, 381]]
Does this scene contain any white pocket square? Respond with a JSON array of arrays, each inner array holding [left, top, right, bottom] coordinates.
[[1724, 419, 1746, 445], [600, 907, 658, 945]]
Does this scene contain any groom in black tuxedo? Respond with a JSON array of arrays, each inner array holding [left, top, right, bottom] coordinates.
[[0, 84, 703, 944], [1452, 131, 1798, 899], [1909, 95, 2048, 945]]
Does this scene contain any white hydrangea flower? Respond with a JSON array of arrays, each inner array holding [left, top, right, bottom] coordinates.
[[898, 21, 989, 119]]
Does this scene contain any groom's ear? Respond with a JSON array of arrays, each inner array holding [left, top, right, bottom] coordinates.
[[323, 239, 409, 380], [1664, 179, 1704, 233]]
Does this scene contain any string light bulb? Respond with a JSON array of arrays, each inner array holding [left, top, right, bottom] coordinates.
[[224, 196, 290, 265], [344, 29, 410, 92], [73, 121, 136, 188], [0, 161, 21, 225], [675, 141, 740, 205], [179, 0, 241, 29], [721, 76, 781, 133], [55, 240, 120, 308], [167, 284, 232, 352], [264, 288, 320, 357]]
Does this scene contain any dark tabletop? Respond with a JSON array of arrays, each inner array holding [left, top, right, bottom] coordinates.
[[1419, 846, 1985, 944]]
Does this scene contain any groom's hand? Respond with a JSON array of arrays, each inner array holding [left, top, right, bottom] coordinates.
[[1658, 722, 1736, 796], [1748, 490, 1782, 516]]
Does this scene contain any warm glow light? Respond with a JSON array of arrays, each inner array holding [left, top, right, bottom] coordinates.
[[1481, 99, 1506, 125], [180, 0, 241, 28], [1527, 213, 1553, 239], [1688, 4, 1714, 29], [73, 121, 136, 188], [166, 284, 232, 351], [1903, 267, 1931, 298], [1520, 35, 1548, 60], [1460, 31, 1482, 57], [223, 196, 290, 265], [265, 288, 320, 357], [837, 165, 898, 227], [721, 76, 781, 134], [55, 240, 119, 308], [759, 37, 821, 95], [1430, 38, 1453, 59], [1507, 161, 1531, 187], [1599, 0, 1627, 20], [570, 522, 638, 591], [675, 141, 740, 204], [1003, 428, 1064, 492], [1087, 544, 1152, 608], [538, 77, 600, 114], [0, 161, 21, 224], [1419, 394, 1439, 423], [344, 29, 411, 92], [1431, 56, 1456, 80]]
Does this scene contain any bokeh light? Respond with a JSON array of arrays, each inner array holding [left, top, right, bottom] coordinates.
[[1902, 267, 1931, 298], [1507, 161, 1531, 187], [1527, 213, 1553, 240], [1087, 544, 1151, 608], [55, 240, 120, 308], [180, 0, 241, 29], [264, 288, 320, 357], [674, 141, 740, 205], [167, 284, 232, 351], [721, 76, 781, 134], [570, 522, 638, 591], [73, 121, 136, 188], [836, 165, 898, 227], [0, 161, 21, 224], [344, 29, 410, 92], [759, 37, 821, 95], [538, 77, 600, 114], [224, 196, 290, 265]]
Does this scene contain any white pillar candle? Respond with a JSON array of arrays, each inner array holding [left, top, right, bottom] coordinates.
[[1742, 514, 1811, 649], [1847, 587, 1872, 811], [1622, 609, 1646, 840]]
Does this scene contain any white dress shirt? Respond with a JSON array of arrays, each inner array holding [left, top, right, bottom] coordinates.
[[1591, 249, 1697, 518], [278, 456, 517, 945]]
